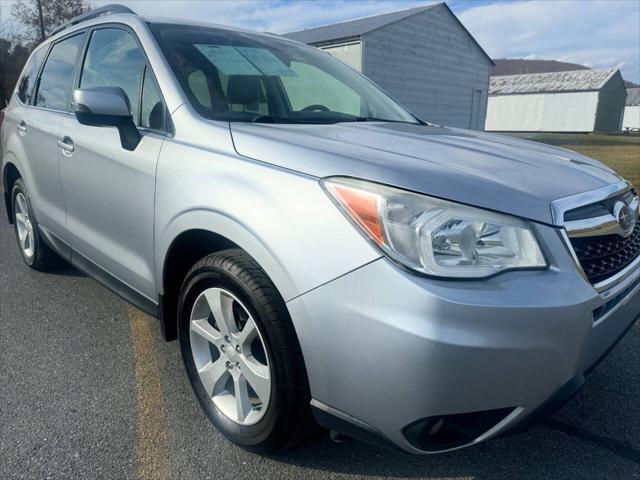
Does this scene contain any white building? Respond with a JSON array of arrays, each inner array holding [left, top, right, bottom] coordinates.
[[285, 2, 493, 130], [622, 88, 640, 131], [485, 69, 627, 133]]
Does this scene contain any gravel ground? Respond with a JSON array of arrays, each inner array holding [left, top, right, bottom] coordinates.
[[1, 209, 639, 480]]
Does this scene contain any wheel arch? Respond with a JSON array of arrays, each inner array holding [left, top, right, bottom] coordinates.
[[2, 159, 23, 224], [160, 228, 237, 340], [157, 210, 297, 342]]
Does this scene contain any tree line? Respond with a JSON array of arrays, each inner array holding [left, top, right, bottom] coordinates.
[[1, 0, 89, 108]]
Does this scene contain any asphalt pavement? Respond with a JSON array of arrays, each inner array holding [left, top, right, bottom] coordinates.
[[1, 209, 639, 480]]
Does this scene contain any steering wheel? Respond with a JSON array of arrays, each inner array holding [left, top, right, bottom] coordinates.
[[301, 104, 330, 112]]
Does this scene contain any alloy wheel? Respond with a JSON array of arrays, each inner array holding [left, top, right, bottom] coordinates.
[[14, 193, 35, 260], [189, 287, 271, 425]]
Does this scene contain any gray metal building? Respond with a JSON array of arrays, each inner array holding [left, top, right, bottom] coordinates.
[[486, 69, 627, 133], [284, 2, 494, 130]]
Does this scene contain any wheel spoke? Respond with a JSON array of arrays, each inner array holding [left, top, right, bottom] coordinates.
[[24, 231, 33, 253], [236, 317, 258, 348], [240, 357, 270, 404], [15, 213, 27, 227], [191, 318, 222, 345], [198, 359, 228, 396], [18, 228, 29, 254], [17, 194, 28, 215], [233, 375, 252, 423], [204, 289, 236, 337]]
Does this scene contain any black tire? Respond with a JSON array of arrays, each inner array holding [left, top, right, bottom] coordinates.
[[178, 249, 314, 453], [11, 179, 64, 271]]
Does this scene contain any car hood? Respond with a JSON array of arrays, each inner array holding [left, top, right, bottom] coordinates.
[[230, 122, 623, 224]]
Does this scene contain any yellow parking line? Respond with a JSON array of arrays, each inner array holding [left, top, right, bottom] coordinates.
[[128, 306, 170, 480]]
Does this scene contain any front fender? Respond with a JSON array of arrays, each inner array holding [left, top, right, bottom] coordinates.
[[157, 207, 298, 300], [154, 132, 380, 303]]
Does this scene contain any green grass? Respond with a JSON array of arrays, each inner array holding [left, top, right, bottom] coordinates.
[[511, 133, 640, 187]]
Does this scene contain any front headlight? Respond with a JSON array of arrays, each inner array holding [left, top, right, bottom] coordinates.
[[322, 177, 546, 278]]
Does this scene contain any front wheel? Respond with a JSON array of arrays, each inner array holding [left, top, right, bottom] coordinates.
[[178, 249, 314, 452]]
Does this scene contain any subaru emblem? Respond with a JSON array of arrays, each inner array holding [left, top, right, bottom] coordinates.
[[613, 201, 634, 237]]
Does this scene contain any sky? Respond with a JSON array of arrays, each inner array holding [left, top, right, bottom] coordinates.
[[1, 0, 639, 83]]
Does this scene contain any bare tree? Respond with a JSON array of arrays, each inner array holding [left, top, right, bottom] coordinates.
[[0, 18, 30, 108], [1, 0, 90, 107], [0, 39, 31, 108], [11, 0, 90, 42]]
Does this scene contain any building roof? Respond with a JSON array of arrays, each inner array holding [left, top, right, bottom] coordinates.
[[284, 2, 493, 65], [489, 69, 620, 95], [626, 88, 640, 106], [284, 3, 441, 44], [492, 59, 589, 77]]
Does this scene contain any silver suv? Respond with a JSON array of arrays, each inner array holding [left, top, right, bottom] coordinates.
[[2, 5, 639, 454]]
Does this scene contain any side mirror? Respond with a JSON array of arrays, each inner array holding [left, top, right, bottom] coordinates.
[[72, 87, 141, 151]]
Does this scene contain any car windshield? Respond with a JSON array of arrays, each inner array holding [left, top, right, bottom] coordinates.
[[150, 23, 420, 125]]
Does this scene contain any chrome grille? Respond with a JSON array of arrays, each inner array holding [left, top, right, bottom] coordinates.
[[554, 182, 640, 289], [569, 223, 640, 284]]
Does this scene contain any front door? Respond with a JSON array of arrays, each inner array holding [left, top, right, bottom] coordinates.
[[58, 26, 168, 301]]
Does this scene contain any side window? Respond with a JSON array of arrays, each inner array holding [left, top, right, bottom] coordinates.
[[80, 28, 145, 124], [16, 47, 47, 104], [35, 33, 85, 111], [140, 67, 166, 131]]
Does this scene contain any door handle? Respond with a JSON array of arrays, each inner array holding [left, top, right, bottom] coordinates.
[[57, 136, 75, 155], [17, 121, 27, 135]]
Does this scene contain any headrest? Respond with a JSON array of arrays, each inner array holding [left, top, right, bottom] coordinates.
[[149, 101, 165, 131], [226, 75, 261, 105]]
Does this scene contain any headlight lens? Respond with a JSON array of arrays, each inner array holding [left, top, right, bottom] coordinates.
[[322, 177, 546, 278]]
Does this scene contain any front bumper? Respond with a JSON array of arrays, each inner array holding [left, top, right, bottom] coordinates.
[[287, 224, 640, 453]]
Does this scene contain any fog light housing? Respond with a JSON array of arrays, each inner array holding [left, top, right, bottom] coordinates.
[[403, 407, 515, 452]]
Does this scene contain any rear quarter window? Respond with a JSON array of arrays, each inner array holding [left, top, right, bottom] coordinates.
[[15, 47, 47, 105]]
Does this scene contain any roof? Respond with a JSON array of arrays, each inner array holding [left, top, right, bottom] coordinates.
[[489, 69, 620, 95], [492, 59, 589, 77], [284, 3, 441, 44], [284, 2, 493, 65], [626, 88, 640, 106], [51, 4, 135, 36]]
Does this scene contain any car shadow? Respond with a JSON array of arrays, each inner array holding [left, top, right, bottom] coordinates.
[[49, 261, 86, 278]]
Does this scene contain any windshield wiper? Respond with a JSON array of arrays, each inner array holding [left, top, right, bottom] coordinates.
[[351, 116, 421, 124], [249, 115, 420, 125], [251, 115, 306, 124]]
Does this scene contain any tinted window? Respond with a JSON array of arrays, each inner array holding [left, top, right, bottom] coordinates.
[[281, 61, 360, 116], [36, 34, 85, 111], [140, 67, 165, 131], [150, 24, 418, 124], [80, 28, 145, 123], [16, 47, 47, 104]]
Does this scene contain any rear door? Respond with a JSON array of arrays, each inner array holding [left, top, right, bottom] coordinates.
[[58, 25, 168, 301], [8, 34, 85, 243]]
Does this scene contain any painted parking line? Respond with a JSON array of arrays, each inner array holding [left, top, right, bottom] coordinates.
[[128, 306, 170, 480]]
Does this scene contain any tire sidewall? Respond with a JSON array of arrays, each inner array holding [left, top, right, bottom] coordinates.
[[178, 264, 283, 449], [11, 180, 36, 267]]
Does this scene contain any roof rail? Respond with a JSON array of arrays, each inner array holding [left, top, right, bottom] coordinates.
[[50, 4, 136, 37]]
